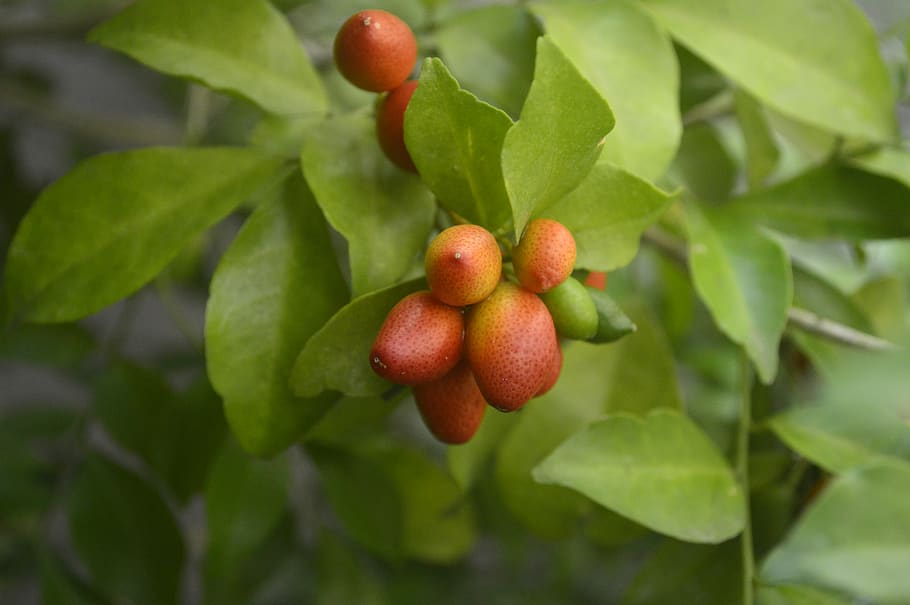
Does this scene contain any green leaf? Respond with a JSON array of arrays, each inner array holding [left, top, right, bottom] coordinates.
[[731, 163, 910, 240], [540, 162, 673, 271], [315, 532, 386, 605], [304, 395, 396, 447], [67, 455, 185, 605], [502, 36, 615, 235], [687, 203, 793, 383], [761, 463, 910, 602], [94, 363, 226, 501], [586, 288, 637, 343], [405, 58, 513, 231], [89, 0, 326, 116], [534, 409, 745, 543], [667, 123, 737, 202], [446, 410, 515, 491], [849, 146, 910, 188], [206, 175, 347, 456], [639, 0, 897, 141], [311, 442, 476, 563], [435, 4, 538, 118], [531, 0, 681, 180], [204, 440, 288, 580], [734, 89, 780, 189], [622, 539, 742, 605], [5, 147, 285, 323], [290, 279, 424, 399], [39, 553, 103, 605], [757, 584, 853, 605], [301, 116, 435, 296], [0, 323, 94, 368]]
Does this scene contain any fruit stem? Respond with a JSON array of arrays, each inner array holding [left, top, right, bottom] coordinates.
[[736, 351, 755, 605]]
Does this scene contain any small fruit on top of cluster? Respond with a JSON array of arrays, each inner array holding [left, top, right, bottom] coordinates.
[[370, 291, 463, 385], [425, 224, 502, 307], [512, 218, 576, 293], [334, 9, 417, 92], [376, 80, 419, 172]]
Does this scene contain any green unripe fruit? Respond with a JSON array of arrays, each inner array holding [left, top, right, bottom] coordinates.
[[512, 218, 577, 293], [334, 9, 417, 92], [539, 276, 598, 340], [376, 80, 418, 172], [465, 282, 557, 412], [370, 291, 463, 384], [413, 360, 486, 444], [425, 224, 502, 307]]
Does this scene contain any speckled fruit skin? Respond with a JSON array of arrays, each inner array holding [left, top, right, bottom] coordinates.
[[413, 360, 486, 444], [370, 291, 463, 385], [465, 282, 558, 412], [376, 80, 418, 172], [539, 276, 598, 340], [426, 225, 502, 307], [334, 9, 417, 92], [536, 341, 563, 397], [513, 219, 577, 293]]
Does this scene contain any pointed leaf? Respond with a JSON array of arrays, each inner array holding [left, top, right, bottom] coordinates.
[[206, 175, 347, 456], [290, 279, 424, 398], [89, 0, 326, 116], [6, 147, 285, 323], [639, 0, 897, 141], [531, 0, 681, 180], [687, 203, 793, 383], [502, 36, 615, 235], [301, 116, 435, 296], [540, 162, 673, 271], [534, 409, 746, 543], [405, 58, 513, 230]]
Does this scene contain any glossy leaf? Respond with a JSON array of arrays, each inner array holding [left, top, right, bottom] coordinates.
[[540, 162, 673, 271], [761, 463, 910, 602], [735, 89, 780, 188], [531, 0, 681, 180], [639, 0, 897, 141], [435, 4, 538, 117], [89, 0, 326, 116], [502, 36, 615, 235], [204, 440, 289, 580], [6, 147, 285, 323], [687, 203, 793, 383], [534, 409, 746, 543], [405, 58, 513, 231], [301, 116, 435, 296], [67, 455, 184, 605], [731, 163, 910, 240], [206, 175, 347, 456], [290, 279, 424, 398]]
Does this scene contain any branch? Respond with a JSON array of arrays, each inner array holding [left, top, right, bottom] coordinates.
[[641, 227, 900, 352]]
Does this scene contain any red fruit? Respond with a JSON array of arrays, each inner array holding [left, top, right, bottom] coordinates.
[[425, 224, 502, 307], [465, 282, 558, 412], [512, 219, 577, 293], [334, 9, 417, 92], [370, 291, 463, 385], [413, 360, 486, 444], [536, 341, 563, 397], [376, 80, 418, 172], [584, 270, 607, 291]]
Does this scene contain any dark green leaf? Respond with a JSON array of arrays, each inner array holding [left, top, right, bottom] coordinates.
[[446, 411, 514, 491], [586, 288, 637, 343], [540, 162, 673, 271], [502, 36, 615, 235], [761, 463, 910, 602], [89, 0, 326, 116], [687, 203, 793, 383], [290, 279, 424, 398], [304, 395, 396, 447], [206, 175, 347, 456], [6, 147, 285, 323], [315, 532, 386, 605], [301, 116, 435, 296], [534, 409, 746, 543], [39, 553, 103, 605], [405, 58, 513, 231], [735, 89, 780, 189], [67, 455, 185, 605], [849, 146, 910, 188], [756, 583, 853, 605], [531, 0, 681, 180], [667, 123, 736, 202], [0, 323, 94, 368]]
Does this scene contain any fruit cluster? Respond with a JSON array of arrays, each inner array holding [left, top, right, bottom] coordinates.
[[334, 9, 419, 171], [370, 219, 600, 445]]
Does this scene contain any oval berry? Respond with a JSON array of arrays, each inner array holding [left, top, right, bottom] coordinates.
[[425, 224, 501, 307], [334, 9, 417, 92], [376, 80, 418, 172], [413, 360, 486, 444], [539, 276, 598, 340], [512, 218, 576, 293]]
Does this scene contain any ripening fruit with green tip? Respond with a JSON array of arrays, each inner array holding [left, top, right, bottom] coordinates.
[[334, 9, 417, 92], [376, 80, 418, 172], [413, 360, 486, 444], [513, 218, 577, 293], [465, 282, 558, 412], [539, 276, 598, 340], [370, 291, 463, 385], [426, 224, 502, 307]]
